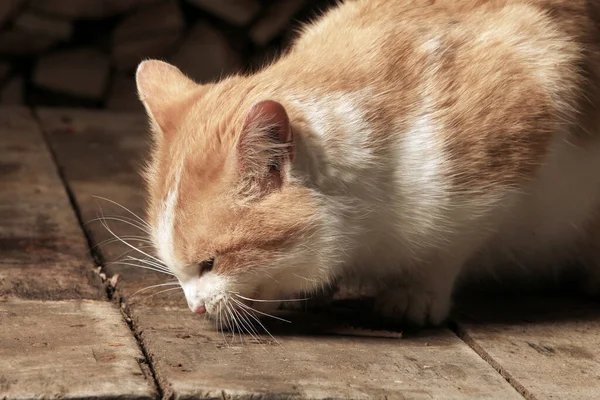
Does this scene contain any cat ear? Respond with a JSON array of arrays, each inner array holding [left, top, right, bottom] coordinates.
[[237, 100, 295, 191], [135, 60, 196, 138]]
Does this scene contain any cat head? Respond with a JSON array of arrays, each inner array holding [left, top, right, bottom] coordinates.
[[136, 60, 333, 318]]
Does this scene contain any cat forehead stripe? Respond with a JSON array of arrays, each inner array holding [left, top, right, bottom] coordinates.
[[156, 165, 183, 269]]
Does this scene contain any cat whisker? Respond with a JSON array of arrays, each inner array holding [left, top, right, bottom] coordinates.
[[93, 236, 152, 250], [232, 298, 280, 347], [127, 281, 180, 300], [97, 212, 166, 266], [230, 305, 264, 349], [107, 261, 175, 276], [126, 256, 170, 272], [140, 286, 182, 302], [112, 246, 155, 264], [231, 305, 248, 344], [224, 304, 235, 344], [217, 303, 228, 346], [88, 215, 151, 235], [233, 293, 310, 303], [224, 303, 239, 343], [221, 300, 235, 346], [126, 255, 167, 267], [233, 302, 262, 337], [92, 196, 152, 230], [239, 311, 271, 352], [92, 236, 154, 253], [233, 297, 291, 323]]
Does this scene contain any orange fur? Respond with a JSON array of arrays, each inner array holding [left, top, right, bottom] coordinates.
[[137, 0, 600, 325]]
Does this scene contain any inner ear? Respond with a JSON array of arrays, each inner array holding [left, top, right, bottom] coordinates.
[[237, 100, 294, 190], [244, 100, 292, 145]]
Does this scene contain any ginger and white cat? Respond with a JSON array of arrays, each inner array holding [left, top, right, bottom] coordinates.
[[136, 0, 600, 326]]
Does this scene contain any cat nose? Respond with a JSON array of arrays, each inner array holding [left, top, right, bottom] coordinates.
[[192, 304, 206, 315]]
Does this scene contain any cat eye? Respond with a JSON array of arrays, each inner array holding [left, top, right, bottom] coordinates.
[[198, 257, 215, 276]]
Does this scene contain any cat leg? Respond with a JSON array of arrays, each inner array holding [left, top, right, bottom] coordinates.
[[373, 258, 464, 326]]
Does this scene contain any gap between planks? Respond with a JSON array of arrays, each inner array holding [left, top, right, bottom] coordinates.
[[32, 108, 168, 400], [448, 320, 534, 400]]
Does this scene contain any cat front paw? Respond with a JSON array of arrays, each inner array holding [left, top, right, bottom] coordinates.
[[374, 286, 451, 326]]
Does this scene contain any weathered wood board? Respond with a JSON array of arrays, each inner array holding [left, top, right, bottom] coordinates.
[[41, 107, 524, 399], [36, 107, 159, 297], [455, 294, 600, 400], [0, 106, 157, 399], [135, 304, 523, 399], [0, 299, 156, 399], [0, 106, 102, 299]]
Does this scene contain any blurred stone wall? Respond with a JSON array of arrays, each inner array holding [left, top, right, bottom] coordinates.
[[0, 0, 336, 111]]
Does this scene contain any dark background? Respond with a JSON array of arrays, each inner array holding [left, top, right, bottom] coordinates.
[[0, 0, 338, 111]]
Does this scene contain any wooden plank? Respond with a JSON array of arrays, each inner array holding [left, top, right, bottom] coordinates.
[[455, 294, 600, 400], [40, 108, 523, 399], [0, 299, 156, 399], [35, 108, 161, 298], [0, 107, 156, 398], [0, 106, 102, 299], [136, 305, 524, 399]]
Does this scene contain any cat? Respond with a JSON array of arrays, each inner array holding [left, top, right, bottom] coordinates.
[[135, 0, 600, 326]]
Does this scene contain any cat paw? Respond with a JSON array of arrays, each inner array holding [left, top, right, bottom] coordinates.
[[374, 287, 451, 326]]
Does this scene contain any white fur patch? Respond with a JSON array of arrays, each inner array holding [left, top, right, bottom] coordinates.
[[332, 99, 376, 165], [156, 166, 183, 269], [292, 90, 375, 182], [400, 111, 445, 193], [420, 37, 441, 55], [395, 97, 450, 245]]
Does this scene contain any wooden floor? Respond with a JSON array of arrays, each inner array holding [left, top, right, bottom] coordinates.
[[1, 106, 599, 399]]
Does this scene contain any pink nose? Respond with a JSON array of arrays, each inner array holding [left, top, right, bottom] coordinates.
[[193, 305, 206, 315]]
